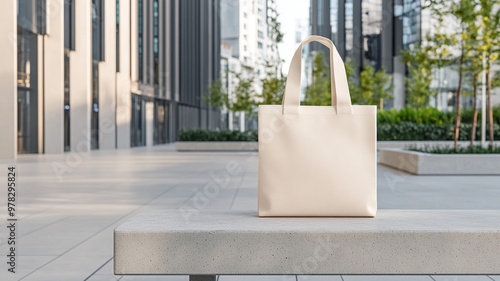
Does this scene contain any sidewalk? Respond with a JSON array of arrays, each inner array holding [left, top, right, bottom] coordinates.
[[0, 144, 499, 281]]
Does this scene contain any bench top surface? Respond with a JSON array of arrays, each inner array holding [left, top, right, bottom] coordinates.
[[114, 210, 500, 275], [115, 209, 500, 233]]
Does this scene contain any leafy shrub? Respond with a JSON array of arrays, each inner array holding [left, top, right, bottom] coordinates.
[[460, 106, 500, 125], [377, 106, 453, 125], [377, 122, 500, 141], [178, 129, 258, 142], [408, 145, 500, 154]]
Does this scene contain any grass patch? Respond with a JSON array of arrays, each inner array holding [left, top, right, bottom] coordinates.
[[408, 145, 500, 154]]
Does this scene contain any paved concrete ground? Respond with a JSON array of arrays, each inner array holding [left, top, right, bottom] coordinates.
[[0, 144, 499, 281]]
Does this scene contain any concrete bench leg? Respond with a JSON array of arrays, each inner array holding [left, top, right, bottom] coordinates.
[[189, 275, 216, 281]]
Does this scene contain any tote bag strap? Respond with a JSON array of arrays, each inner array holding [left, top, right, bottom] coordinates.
[[282, 35, 353, 115]]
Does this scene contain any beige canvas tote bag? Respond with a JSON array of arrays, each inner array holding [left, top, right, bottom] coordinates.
[[258, 35, 377, 217]]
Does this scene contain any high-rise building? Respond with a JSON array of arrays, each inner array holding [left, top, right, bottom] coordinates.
[[0, 0, 221, 159], [220, 0, 278, 130], [221, 0, 276, 77], [311, 0, 500, 110], [310, 0, 415, 109]]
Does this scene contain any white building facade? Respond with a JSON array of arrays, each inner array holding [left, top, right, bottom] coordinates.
[[0, 0, 221, 160]]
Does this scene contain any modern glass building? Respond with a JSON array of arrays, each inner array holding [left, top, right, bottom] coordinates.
[[310, 0, 423, 109], [0, 0, 221, 159]]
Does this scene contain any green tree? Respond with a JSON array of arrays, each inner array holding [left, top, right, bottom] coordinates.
[[351, 65, 393, 108], [258, 0, 286, 106], [258, 61, 286, 105], [231, 69, 256, 115], [303, 51, 332, 105], [479, 0, 500, 150], [345, 58, 361, 102], [203, 69, 257, 116], [401, 45, 435, 107], [201, 80, 228, 109], [462, 4, 483, 147], [447, 0, 478, 151]]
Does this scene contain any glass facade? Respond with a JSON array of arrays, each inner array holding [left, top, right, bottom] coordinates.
[[153, 0, 159, 84], [17, 27, 39, 154], [91, 61, 99, 149], [138, 0, 143, 82], [92, 0, 105, 61], [64, 50, 70, 152], [330, 0, 338, 45], [64, 0, 75, 50], [131, 94, 145, 147], [154, 100, 168, 145], [116, 0, 120, 72], [395, 0, 421, 49], [91, 0, 104, 149], [362, 0, 382, 70], [344, 0, 354, 57]]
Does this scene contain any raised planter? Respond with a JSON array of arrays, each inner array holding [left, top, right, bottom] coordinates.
[[175, 141, 258, 152], [379, 148, 500, 175]]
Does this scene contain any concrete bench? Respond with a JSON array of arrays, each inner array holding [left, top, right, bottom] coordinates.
[[114, 210, 500, 280]]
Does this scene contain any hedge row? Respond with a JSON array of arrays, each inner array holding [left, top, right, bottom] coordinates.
[[178, 124, 499, 142], [377, 106, 500, 125], [178, 129, 258, 142], [377, 122, 500, 141]]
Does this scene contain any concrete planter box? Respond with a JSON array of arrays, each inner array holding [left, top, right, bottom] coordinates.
[[379, 148, 500, 175], [176, 141, 258, 152]]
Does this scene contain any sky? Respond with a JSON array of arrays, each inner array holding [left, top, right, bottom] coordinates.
[[276, 0, 310, 75]]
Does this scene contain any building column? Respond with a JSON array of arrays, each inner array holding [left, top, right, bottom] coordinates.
[[70, 0, 92, 153], [0, 0, 17, 160], [99, 0, 117, 150], [116, 0, 132, 149], [44, 0, 64, 154], [393, 56, 406, 109]]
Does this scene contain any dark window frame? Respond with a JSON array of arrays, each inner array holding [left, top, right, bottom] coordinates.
[[138, 0, 143, 81], [116, 0, 120, 72], [64, 0, 76, 50]]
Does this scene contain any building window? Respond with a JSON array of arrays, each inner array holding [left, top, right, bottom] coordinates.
[[244, 23, 246, 29], [154, 99, 168, 144], [92, 0, 105, 61], [17, 27, 39, 154], [153, 0, 159, 84], [91, 61, 99, 149], [258, 30, 264, 39], [64, 0, 75, 50], [138, 0, 143, 81], [244, 45, 247, 51], [243, 12, 247, 18], [64, 50, 70, 151], [258, 42, 263, 49], [258, 19, 262, 26], [18, 0, 46, 35], [131, 94, 145, 147], [116, 0, 120, 72]]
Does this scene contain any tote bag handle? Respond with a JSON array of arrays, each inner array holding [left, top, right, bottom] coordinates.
[[282, 35, 353, 115]]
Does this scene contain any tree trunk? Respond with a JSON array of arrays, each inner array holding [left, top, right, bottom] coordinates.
[[471, 74, 478, 147], [454, 53, 464, 152], [487, 63, 494, 151]]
